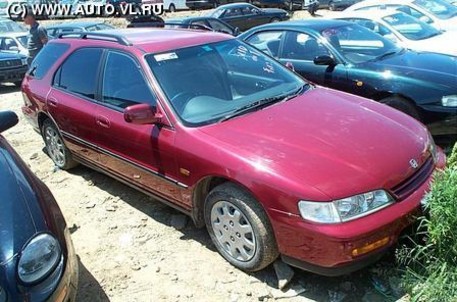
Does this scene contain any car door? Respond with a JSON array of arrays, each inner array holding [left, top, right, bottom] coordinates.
[[93, 50, 184, 204], [46, 47, 103, 165], [222, 7, 246, 30], [277, 31, 349, 91]]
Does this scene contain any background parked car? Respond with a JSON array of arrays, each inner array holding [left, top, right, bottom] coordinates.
[[166, 16, 240, 34], [345, 0, 457, 31], [46, 21, 115, 38], [251, 0, 304, 11], [163, 0, 188, 11], [327, 0, 360, 10], [126, 14, 165, 27], [0, 17, 26, 32], [0, 111, 78, 302], [0, 32, 29, 56], [210, 3, 289, 31], [335, 10, 457, 56], [0, 51, 27, 86], [240, 19, 457, 136]]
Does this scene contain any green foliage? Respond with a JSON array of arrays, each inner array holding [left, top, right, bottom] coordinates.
[[448, 142, 457, 168], [397, 150, 457, 301]]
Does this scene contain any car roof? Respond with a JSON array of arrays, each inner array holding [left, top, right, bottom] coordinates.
[[216, 2, 254, 9], [336, 8, 405, 20], [249, 19, 352, 32], [57, 28, 233, 53], [46, 21, 106, 29], [347, 0, 414, 10]]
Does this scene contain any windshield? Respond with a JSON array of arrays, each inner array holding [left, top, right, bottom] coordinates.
[[382, 12, 441, 40], [16, 35, 28, 47], [321, 24, 402, 64], [413, 0, 457, 20], [146, 39, 306, 126], [0, 20, 27, 33]]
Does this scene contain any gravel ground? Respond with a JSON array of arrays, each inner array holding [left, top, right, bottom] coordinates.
[[1, 8, 407, 302]]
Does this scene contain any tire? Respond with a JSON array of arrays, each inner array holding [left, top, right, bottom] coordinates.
[[381, 96, 421, 121], [42, 119, 78, 170], [169, 3, 176, 12], [270, 17, 280, 23], [204, 182, 279, 272]]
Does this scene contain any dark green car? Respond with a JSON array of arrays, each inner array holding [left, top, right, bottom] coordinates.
[[240, 20, 457, 136]]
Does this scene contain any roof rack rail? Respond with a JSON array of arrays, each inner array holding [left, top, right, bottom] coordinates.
[[58, 32, 132, 46], [142, 22, 214, 32]]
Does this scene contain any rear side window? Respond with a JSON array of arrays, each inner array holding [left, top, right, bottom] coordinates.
[[30, 43, 69, 79], [54, 48, 103, 99]]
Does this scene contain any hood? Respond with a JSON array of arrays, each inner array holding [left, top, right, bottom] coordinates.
[[262, 8, 288, 14], [199, 88, 430, 201], [362, 49, 457, 91], [407, 32, 457, 57], [0, 143, 37, 265], [0, 51, 26, 60]]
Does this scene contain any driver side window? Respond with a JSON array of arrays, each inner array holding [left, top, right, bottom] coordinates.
[[281, 32, 330, 61], [102, 51, 156, 109], [246, 31, 284, 58]]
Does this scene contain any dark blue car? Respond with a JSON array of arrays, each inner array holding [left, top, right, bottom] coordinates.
[[240, 20, 457, 137], [0, 111, 78, 301], [0, 51, 28, 86]]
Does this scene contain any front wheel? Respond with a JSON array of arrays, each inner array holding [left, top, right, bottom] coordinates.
[[204, 183, 278, 272], [381, 96, 421, 121], [42, 119, 78, 170]]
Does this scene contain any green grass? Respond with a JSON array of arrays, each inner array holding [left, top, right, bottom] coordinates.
[[397, 142, 457, 302]]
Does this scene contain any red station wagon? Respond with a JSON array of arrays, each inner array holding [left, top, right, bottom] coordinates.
[[21, 29, 446, 276]]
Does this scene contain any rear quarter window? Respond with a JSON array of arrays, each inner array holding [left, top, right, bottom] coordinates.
[[30, 43, 70, 79]]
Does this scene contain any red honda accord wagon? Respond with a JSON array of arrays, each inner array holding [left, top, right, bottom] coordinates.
[[21, 29, 446, 276]]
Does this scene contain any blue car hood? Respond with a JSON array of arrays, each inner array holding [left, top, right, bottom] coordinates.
[[0, 145, 37, 265]]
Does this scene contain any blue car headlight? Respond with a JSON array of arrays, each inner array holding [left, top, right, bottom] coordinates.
[[441, 95, 457, 107], [17, 233, 62, 284]]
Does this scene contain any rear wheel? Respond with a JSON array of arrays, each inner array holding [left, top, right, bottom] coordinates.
[[204, 183, 278, 272], [42, 119, 78, 170], [381, 96, 421, 121]]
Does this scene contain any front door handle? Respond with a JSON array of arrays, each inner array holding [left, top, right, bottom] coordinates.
[[48, 97, 58, 108], [96, 115, 111, 128]]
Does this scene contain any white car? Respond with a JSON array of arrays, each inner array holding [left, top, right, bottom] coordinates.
[[163, 0, 187, 11], [345, 0, 457, 31], [0, 31, 29, 56], [335, 10, 457, 56]]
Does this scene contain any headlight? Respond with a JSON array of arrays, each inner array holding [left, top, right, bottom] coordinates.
[[17, 233, 62, 284], [427, 132, 437, 163], [441, 95, 457, 107], [298, 190, 394, 223], [21, 58, 28, 65]]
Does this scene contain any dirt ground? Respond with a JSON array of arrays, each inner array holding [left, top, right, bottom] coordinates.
[[1, 9, 408, 302]]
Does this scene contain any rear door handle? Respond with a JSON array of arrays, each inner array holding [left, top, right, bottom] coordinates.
[[96, 115, 111, 128], [48, 97, 58, 108]]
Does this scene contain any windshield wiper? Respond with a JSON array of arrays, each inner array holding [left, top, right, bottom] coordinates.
[[219, 84, 309, 122], [374, 50, 399, 61]]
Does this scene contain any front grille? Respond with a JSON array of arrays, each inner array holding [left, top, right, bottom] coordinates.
[[391, 156, 434, 201], [0, 59, 22, 69]]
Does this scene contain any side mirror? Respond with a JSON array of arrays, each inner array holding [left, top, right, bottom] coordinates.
[[0, 111, 19, 133], [313, 55, 336, 66], [124, 104, 162, 125], [285, 61, 295, 71], [233, 27, 240, 36]]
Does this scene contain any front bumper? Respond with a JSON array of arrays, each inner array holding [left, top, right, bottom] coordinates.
[[271, 151, 446, 276], [0, 65, 28, 83], [47, 229, 79, 302]]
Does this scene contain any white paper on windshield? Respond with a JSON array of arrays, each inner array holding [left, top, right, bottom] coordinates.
[[155, 52, 178, 62]]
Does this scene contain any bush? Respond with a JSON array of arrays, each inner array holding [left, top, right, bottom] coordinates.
[[448, 142, 457, 168], [398, 143, 457, 302]]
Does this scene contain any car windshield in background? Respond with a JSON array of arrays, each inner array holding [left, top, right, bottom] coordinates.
[[0, 20, 27, 33], [321, 24, 402, 64], [146, 39, 306, 126], [413, 0, 457, 19], [383, 12, 441, 40], [17, 35, 28, 47]]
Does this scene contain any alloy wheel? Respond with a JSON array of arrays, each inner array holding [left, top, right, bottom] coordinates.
[[44, 127, 65, 167]]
